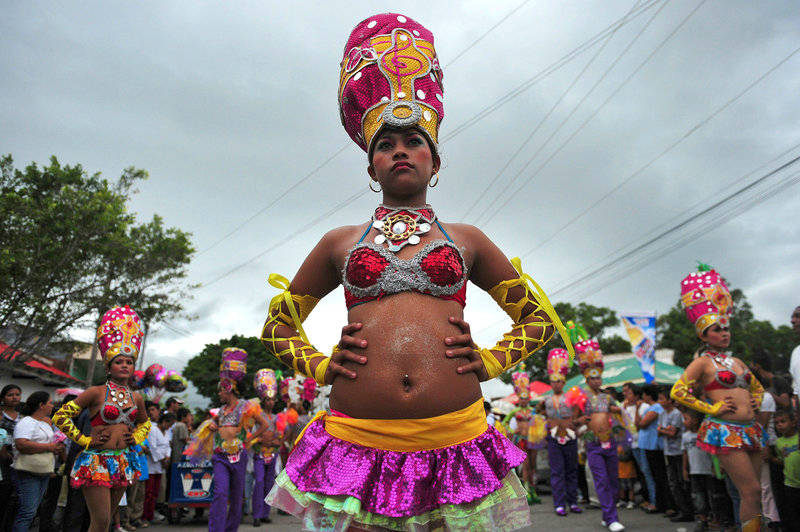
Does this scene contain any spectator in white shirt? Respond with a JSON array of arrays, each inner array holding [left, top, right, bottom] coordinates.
[[143, 413, 174, 523], [790, 306, 800, 396]]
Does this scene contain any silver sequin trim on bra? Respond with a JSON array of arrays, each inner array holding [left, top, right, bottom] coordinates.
[[342, 239, 467, 300]]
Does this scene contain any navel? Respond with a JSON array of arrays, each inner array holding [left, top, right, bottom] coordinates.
[[402, 373, 411, 392]]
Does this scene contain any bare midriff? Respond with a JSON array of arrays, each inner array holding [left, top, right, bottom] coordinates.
[[329, 292, 482, 419], [588, 413, 612, 439], [217, 426, 242, 441], [88, 421, 132, 451], [705, 386, 755, 423]]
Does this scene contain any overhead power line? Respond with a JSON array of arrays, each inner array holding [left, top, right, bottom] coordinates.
[[465, 0, 671, 224], [202, 188, 370, 287], [550, 154, 800, 298], [479, 0, 706, 227], [476, 150, 800, 335], [517, 43, 800, 259], [440, 0, 662, 143]]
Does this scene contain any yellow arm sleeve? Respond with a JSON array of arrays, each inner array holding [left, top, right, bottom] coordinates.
[[479, 257, 573, 379], [260, 273, 330, 385], [749, 376, 765, 408], [132, 418, 152, 445], [670, 374, 724, 416], [52, 400, 91, 448]]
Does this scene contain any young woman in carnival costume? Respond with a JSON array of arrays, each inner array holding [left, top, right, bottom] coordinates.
[[543, 347, 582, 517], [501, 366, 546, 504], [52, 306, 151, 532], [259, 13, 573, 531], [565, 321, 629, 532], [670, 264, 766, 531], [251, 368, 283, 526], [185, 348, 270, 532]]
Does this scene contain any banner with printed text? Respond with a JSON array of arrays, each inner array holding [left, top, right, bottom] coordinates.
[[621, 313, 656, 383]]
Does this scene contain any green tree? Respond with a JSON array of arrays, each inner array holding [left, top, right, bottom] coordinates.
[[0, 155, 195, 365], [658, 287, 796, 370], [183, 335, 287, 406]]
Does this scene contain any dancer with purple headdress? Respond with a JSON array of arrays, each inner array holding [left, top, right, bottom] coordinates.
[[257, 12, 574, 531], [185, 348, 269, 532]]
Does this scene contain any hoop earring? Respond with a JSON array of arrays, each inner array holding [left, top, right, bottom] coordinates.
[[369, 180, 382, 193], [429, 174, 439, 188]]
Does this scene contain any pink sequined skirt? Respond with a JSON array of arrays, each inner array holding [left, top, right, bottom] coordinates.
[[267, 417, 530, 531]]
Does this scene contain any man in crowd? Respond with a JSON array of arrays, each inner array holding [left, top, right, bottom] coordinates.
[[752, 352, 792, 409], [790, 306, 800, 400]]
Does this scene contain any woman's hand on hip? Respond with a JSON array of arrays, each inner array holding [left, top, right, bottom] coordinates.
[[326, 322, 368, 384], [445, 317, 489, 381]]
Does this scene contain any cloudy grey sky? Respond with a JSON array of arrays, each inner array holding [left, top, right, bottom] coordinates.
[[3, 1, 799, 406]]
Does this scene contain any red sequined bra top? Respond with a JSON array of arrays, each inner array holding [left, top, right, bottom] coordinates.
[[702, 351, 752, 392], [90, 381, 138, 428], [342, 220, 467, 309]]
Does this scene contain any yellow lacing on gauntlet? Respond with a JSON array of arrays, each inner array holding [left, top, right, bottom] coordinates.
[[670, 374, 724, 416], [749, 375, 765, 409], [260, 274, 330, 385], [132, 418, 151, 445], [52, 400, 91, 448], [479, 257, 574, 379]]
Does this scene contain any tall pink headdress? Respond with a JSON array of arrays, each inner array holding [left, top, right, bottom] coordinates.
[[512, 365, 531, 403], [219, 347, 247, 393], [567, 321, 603, 378], [254, 368, 277, 400], [547, 348, 570, 382], [339, 13, 444, 157], [680, 263, 733, 335], [96, 305, 144, 365]]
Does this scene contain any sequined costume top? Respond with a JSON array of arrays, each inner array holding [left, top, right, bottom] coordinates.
[[184, 399, 261, 460], [90, 382, 138, 428], [702, 351, 752, 392], [544, 395, 573, 420], [582, 389, 612, 415], [342, 220, 467, 309]]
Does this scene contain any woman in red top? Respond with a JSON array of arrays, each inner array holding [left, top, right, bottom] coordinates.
[[52, 306, 151, 532], [670, 264, 766, 532], [259, 13, 572, 532]]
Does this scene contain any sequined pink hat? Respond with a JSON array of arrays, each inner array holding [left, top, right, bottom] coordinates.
[[567, 321, 603, 378], [680, 263, 733, 335], [339, 13, 444, 157], [96, 305, 144, 365], [547, 348, 570, 382], [512, 366, 531, 402], [219, 347, 247, 393], [254, 368, 277, 400]]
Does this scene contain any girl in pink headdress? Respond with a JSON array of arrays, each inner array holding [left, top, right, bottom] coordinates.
[[670, 264, 766, 532], [52, 306, 152, 532], [258, 13, 573, 532]]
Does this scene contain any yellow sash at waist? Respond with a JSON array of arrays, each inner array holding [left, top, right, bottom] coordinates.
[[299, 399, 488, 452]]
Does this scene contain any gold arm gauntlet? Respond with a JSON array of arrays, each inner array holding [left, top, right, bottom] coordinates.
[[52, 400, 91, 448], [260, 273, 329, 385], [132, 418, 151, 445], [480, 258, 573, 379], [670, 375, 724, 416], [749, 376, 765, 408]]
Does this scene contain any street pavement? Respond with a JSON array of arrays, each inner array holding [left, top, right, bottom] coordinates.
[[143, 495, 700, 531]]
